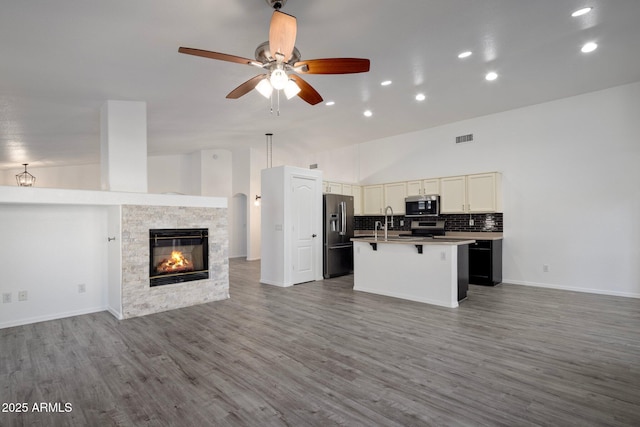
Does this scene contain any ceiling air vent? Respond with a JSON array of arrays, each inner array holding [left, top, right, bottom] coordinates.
[[455, 133, 474, 144]]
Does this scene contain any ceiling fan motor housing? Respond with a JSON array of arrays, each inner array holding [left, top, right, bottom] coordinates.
[[265, 0, 286, 10]]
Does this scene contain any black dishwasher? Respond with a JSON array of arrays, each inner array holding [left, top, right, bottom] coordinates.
[[469, 239, 502, 286]]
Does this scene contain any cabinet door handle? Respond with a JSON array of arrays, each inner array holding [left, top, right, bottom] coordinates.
[[462, 204, 465, 211]]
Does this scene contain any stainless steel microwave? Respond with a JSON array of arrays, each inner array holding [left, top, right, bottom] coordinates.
[[405, 195, 440, 217]]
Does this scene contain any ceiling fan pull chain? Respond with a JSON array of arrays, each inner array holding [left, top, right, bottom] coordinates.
[[270, 92, 274, 115]]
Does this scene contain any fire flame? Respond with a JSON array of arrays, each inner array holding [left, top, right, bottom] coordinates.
[[157, 250, 193, 273]]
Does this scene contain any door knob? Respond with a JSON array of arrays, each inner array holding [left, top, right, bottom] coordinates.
[[312, 234, 317, 238]]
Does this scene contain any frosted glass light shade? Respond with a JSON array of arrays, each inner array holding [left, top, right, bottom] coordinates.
[[284, 79, 301, 99], [256, 79, 273, 98], [270, 69, 288, 90]]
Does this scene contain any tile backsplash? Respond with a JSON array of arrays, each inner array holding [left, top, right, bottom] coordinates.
[[354, 213, 503, 233]]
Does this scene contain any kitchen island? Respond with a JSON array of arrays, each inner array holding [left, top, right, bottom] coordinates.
[[351, 237, 475, 308]]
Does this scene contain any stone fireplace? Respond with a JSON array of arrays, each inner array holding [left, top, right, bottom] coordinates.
[[120, 204, 228, 319]]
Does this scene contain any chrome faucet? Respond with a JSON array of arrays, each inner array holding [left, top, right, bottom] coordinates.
[[384, 205, 394, 241], [374, 220, 382, 241]]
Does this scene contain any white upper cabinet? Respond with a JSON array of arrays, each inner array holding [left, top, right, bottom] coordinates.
[[440, 173, 502, 214], [406, 180, 422, 196], [344, 172, 500, 216], [440, 176, 467, 214], [383, 182, 407, 214], [407, 179, 440, 196], [422, 179, 440, 195], [363, 185, 384, 215], [351, 185, 362, 216], [323, 181, 343, 194], [467, 172, 502, 213]]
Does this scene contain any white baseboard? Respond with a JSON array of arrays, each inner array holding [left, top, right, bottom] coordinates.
[[504, 279, 640, 299], [259, 278, 292, 287], [106, 306, 124, 320], [0, 306, 108, 329]]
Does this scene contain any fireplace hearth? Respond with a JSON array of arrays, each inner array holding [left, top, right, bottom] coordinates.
[[149, 228, 209, 286]]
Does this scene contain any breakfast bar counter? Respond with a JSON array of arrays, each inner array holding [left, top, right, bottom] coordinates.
[[351, 237, 474, 308]]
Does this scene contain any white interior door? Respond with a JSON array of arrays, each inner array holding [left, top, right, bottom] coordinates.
[[291, 175, 318, 284]]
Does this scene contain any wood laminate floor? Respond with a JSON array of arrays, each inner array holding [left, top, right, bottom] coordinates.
[[1, 259, 640, 426]]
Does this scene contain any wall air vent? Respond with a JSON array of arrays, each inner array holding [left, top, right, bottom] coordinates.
[[455, 134, 474, 144]]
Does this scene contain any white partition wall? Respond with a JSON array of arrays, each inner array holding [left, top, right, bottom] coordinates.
[[100, 100, 148, 193], [260, 166, 323, 287]]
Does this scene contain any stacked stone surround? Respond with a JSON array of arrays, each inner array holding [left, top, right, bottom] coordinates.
[[121, 205, 229, 319]]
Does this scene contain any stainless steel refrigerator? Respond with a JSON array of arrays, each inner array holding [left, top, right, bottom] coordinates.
[[323, 194, 354, 278]]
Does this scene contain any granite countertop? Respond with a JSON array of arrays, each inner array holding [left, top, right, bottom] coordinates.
[[351, 236, 476, 246], [354, 230, 503, 241], [437, 232, 503, 240]]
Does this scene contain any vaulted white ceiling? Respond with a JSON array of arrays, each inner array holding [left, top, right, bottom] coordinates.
[[1, 0, 639, 171]]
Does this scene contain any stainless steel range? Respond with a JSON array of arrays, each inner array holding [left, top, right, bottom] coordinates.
[[408, 220, 446, 237]]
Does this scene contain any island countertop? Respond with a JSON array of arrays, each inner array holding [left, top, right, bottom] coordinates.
[[351, 237, 475, 246], [436, 232, 503, 240]]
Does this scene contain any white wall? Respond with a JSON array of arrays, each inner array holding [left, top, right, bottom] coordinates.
[[0, 204, 109, 328], [148, 154, 196, 195], [199, 149, 232, 197], [0, 163, 100, 189], [310, 81, 640, 298]]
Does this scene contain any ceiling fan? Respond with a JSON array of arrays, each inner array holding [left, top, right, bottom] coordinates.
[[178, 0, 370, 106]]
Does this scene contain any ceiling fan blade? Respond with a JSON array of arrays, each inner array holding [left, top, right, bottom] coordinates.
[[289, 75, 323, 105], [269, 11, 297, 62], [294, 58, 370, 74], [179, 47, 254, 65], [226, 75, 267, 99]]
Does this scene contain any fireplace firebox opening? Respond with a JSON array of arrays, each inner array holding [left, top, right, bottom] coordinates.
[[149, 228, 209, 287]]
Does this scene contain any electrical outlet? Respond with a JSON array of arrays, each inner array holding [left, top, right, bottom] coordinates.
[[78, 284, 86, 293], [18, 291, 27, 301], [543, 264, 549, 273], [400, 220, 405, 227], [469, 218, 475, 226], [2, 293, 11, 303]]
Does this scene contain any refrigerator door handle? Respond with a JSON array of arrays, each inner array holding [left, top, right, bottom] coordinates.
[[339, 201, 347, 235], [329, 244, 353, 249]]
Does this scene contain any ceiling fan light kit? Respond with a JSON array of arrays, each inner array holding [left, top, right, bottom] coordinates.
[[256, 79, 274, 98], [179, 1, 370, 110]]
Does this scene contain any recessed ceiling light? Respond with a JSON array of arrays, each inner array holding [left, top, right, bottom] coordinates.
[[581, 42, 598, 53], [415, 93, 426, 101], [458, 51, 472, 59], [485, 72, 498, 81], [325, 101, 335, 106], [363, 110, 373, 117], [381, 80, 392, 86], [571, 7, 593, 17]]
